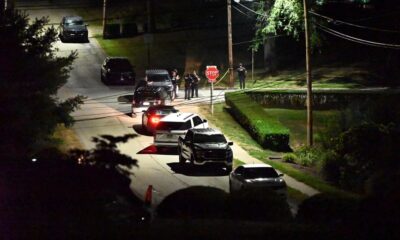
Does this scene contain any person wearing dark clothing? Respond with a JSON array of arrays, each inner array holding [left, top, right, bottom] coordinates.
[[236, 63, 247, 89], [190, 70, 200, 98], [184, 74, 193, 100], [170, 69, 180, 99]]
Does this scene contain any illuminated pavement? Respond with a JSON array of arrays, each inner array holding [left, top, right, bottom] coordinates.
[[22, 2, 317, 214]]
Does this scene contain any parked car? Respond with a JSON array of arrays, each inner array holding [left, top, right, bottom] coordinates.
[[101, 57, 135, 85], [131, 86, 169, 117], [154, 113, 208, 147], [145, 69, 174, 100], [59, 16, 88, 42], [142, 105, 179, 133], [229, 164, 287, 197], [178, 128, 233, 171]]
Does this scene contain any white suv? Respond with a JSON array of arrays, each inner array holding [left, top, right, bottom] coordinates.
[[154, 113, 208, 147]]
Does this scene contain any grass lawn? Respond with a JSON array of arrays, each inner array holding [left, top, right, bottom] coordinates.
[[265, 109, 340, 149], [52, 124, 83, 153], [199, 103, 356, 198]]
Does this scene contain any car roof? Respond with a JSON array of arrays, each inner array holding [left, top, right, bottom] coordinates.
[[190, 128, 221, 135], [160, 112, 197, 122], [64, 16, 83, 21], [146, 69, 169, 75], [147, 105, 176, 111], [241, 163, 273, 169]]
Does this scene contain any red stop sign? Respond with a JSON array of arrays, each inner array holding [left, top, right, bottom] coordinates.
[[205, 65, 219, 83]]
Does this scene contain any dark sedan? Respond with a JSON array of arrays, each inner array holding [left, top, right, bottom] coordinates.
[[59, 16, 88, 42], [101, 57, 135, 85]]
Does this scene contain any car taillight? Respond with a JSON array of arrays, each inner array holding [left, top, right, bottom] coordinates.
[[150, 116, 160, 125]]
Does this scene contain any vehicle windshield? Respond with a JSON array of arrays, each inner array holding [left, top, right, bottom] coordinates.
[[155, 109, 178, 115], [156, 121, 189, 131], [147, 74, 170, 82], [243, 167, 279, 179], [65, 19, 84, 26], [108, 59, 132, 71], [194, 134, 227, 144]]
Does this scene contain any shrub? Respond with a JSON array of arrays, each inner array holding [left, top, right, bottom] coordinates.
[[157, 186, 229, 219], [296, 193, 360, 225], [228, 188, 292, 222], [294, 146, 322, 167], [225, 92, 290, 151], [282, 153, 297, 163], [319, 123, 400, 192]]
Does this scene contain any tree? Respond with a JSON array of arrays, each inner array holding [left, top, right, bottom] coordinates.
[[253, 0, 325, 51], [0, 9, 83, 159]]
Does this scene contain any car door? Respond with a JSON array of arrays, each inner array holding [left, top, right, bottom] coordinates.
[[181, 131, 193, 159], [192, 116, 207, 129], [231, 166, 245, 190], [101, 59, 108, 77], [142, 109, 150, 128], [59, 17, 65, 36]]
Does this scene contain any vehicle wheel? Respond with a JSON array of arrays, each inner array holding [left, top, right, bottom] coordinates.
[[190, 155, 195, 165], [229, 179, 233, 193], [101, 71, 104, 82], [178, 149, 185, 165], [179, 154, 185, 165]]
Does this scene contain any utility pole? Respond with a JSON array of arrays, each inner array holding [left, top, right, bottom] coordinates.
[[0, 0, 5, 20], [102, 0, 108, 38], [227, 0, 234, 88], [303, 0, 313, 146], [146, 0, 155, 33]]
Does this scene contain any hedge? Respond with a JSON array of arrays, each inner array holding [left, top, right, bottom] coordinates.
[[225, 92, 290, 151], [248, 89, 400, 110]]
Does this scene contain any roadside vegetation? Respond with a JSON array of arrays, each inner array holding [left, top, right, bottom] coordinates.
[[52, 124, 83, 153], [0, 9, 83, 159], [219, 88, 399, 196], [199, 103, 353, 197]]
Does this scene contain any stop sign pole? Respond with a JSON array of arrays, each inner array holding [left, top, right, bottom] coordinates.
[[205, 66, 219, 115]]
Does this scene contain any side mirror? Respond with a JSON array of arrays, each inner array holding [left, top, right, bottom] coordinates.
[[142, 110, 146, 113], [228, 142, 233, 146], [85, 24, 89, 27], [203, 119, 207, 123], [279, 173, 284, 177]]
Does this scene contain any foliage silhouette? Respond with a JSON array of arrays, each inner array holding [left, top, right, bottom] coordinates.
[[0, 8, 83, 159]]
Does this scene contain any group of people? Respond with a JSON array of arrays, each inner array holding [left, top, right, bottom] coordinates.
[[170, 69, 200, 100], [169, 63, 247, 100]]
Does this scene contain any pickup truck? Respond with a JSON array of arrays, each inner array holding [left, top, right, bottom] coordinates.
[[177, 128, 233, 171]]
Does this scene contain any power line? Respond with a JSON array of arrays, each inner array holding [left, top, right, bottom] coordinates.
[[234, 1, 267, 18], [315, 22, 400, 50], [232, 5, 253, 19], [310, 11, 400, 34]]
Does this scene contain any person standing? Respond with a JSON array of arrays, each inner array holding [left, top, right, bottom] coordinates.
[[236, 63, 247, 89], [170, 69, 180, 99], [190, 70, 200, 98], [184, 73, 192, 100]]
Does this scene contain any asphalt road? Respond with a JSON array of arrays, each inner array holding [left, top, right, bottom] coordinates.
[[23, 3, 300, 213], [23, 4, 232, 208]]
